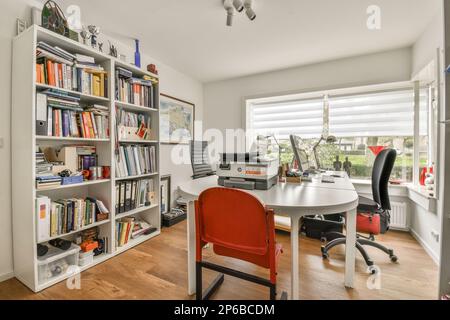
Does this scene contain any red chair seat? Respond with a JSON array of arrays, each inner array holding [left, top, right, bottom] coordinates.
[[213, 242, 283, 269]]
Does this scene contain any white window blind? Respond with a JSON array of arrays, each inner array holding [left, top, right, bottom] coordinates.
[[248, 97, 324, 139], [328, 89, 415, 137]]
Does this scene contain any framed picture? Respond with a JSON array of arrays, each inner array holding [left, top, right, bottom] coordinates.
[[160, 175, 171, 214], [160, 94, 195, 144]]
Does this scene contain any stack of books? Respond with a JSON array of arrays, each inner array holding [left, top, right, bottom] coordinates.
[[35, 42, 108, 98], [77, 146, 98, 171], [115, 67, 158, 108], [115, 178, 155, 214], [36, 196, 109, 240], [36, 152, 52, 177], [116, 217, 156, 247], [36, 176, 62, 190], [115, 145, 156, 178], [39, 90, 110, 139]]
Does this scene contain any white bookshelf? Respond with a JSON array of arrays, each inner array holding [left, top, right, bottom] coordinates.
[[12, 25, 161, 292]]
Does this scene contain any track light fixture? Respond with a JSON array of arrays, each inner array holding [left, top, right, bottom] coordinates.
[[244, 0, 256, 21], [223, 0, 235, 26], [233, 0, 244, 12], [223, 0, 256, 26]]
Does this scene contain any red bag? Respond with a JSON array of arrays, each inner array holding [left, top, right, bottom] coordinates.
[[356, 212, 380, 235]]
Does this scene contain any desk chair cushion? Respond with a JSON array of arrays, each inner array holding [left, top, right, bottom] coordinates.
[[357, 195, 381, 213], [213, 242, 283, 270]]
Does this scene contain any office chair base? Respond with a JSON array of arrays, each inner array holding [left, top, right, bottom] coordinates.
[[321, 236, 398, 269]]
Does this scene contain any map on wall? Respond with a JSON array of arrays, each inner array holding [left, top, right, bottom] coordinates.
[[160, 94, 195, 144]]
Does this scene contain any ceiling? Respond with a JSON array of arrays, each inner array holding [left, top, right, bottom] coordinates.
[[52, 0, 441, 83]]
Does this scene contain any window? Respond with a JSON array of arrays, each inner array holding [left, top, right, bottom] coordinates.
[[246, 84, 431, 183]]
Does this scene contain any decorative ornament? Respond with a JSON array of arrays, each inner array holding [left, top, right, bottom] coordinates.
[[41, 1, 69, 37]]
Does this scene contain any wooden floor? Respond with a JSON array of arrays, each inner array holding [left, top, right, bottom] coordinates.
[[0, 221, 438, 300]]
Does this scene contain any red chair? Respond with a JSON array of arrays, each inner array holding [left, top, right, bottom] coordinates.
[[195, 187, 286, 300]]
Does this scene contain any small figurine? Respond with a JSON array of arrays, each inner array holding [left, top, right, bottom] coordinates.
[[343, 157, 352, 177], [80, 26, 89, 45], [333, 155, 342, 172], [98, 42, 104, 53], [87, 25, 100, 49], [109, 41, 118, 57]]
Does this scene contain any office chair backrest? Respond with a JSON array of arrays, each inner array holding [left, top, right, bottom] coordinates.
[[190, 140, 215, 179], [195, 187, 273, 256], [371, 148, 397, 211]]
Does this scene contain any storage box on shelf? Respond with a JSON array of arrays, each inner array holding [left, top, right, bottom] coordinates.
[[12, 25, 160, 292]]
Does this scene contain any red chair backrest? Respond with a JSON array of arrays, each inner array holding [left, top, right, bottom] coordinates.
[[196, 187, 271, 256]]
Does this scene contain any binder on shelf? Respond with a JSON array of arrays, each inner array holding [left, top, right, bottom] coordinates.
[[36, 196, 51, 242], [125, 181, 132, 211], [115, 184, 120, 214], [36, 93, 48, 136], [131, 180, 137, 209], [119, 182, 126, 213]]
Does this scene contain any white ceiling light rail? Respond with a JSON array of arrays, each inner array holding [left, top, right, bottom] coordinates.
[[223, 0, 256, 26]]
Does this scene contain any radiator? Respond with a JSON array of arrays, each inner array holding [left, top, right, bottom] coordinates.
[[389, 201, 408, 230]]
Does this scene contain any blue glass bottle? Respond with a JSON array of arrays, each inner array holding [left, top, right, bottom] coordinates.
[[134, 39, 141, 68]]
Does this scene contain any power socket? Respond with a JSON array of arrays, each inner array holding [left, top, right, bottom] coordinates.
[[431, 230, 440, 242]]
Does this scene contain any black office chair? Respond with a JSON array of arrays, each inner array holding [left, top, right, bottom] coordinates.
[[321, 148, 398, 269], [190, 140, 215, 179]]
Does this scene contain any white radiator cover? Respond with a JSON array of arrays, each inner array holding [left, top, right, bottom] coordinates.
[[389, 201, 408, 230]]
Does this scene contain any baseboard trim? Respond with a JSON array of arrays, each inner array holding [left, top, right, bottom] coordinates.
[[410, 229, 440, 265], [0, 271, 14, 283]]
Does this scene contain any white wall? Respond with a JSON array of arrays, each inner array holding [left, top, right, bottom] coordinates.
[[412, 13, 444, 77], [409, 13, 444, 264], [204, 48, 412, 136], [0, 0, 203, 281]]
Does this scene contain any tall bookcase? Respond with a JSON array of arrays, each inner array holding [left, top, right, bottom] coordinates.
[[12, 25, 161, 292]]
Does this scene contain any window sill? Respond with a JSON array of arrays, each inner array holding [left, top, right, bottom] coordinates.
[[406, 184, 437, 213], [351, 179, 437, 213], [351, 179, 409, 197]]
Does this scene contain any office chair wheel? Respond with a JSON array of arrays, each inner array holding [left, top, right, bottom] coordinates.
[[368, 265, 378, 275], [321, 246, 329, 259], [390, 255, 398, 263]]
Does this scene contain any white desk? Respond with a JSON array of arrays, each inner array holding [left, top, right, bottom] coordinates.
[[178, 174, 359, 300]]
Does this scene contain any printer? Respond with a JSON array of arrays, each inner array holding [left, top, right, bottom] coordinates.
[[217, 153, 279, 190]]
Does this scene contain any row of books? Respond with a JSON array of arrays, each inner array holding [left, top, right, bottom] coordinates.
[[36, 196, 109, 242], [36, 42, 108, 98], [115, 67, 158, 108], [115, 145, 156, 178], [38, 91, 110, 139], [115, 217, 156, 247], [115, 178, 155, 214], [116, 108, 150, 128]]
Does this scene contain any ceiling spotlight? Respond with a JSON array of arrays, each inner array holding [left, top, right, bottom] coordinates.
[[223, 0, 235, 26], [244, 0, 256, 21], [233, 0, 244, 12]]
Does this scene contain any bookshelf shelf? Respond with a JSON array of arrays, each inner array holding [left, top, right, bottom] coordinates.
[[36, 135, 110, 142], [115, 230, 161, 254], [118, 139, 158, 144], [12, 25, 161, 292], [36, 83, 110, 102], [37, 219, 111, 244], [114, 59, 159, 79], [115, 204, 159, 220], [35, 179, 111, 192], [115, 100, 159, 113], [115, 172, 159, 181]]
